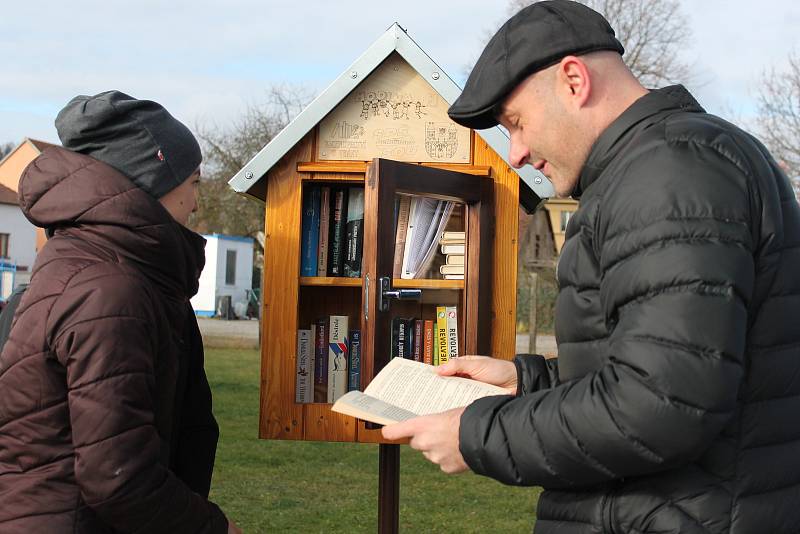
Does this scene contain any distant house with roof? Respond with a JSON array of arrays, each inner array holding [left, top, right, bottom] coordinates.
[[0, 183, 36, 299], [0, 138, 59, 255], [542, 198, 579, 254]]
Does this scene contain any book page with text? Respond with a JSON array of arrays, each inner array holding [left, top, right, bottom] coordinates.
[[332, 391, 419, 425], [364, 358, 508, 415]]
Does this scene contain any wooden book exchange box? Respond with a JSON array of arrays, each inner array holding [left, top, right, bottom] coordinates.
[[228, 24, 552, 447]]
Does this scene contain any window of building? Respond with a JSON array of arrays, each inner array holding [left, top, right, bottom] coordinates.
[[0, 234, 9, 258], [560, 210, 573, 232], [225, 250, 237, 285]]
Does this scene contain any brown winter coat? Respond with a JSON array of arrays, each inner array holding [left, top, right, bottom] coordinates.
[[0, 147, 228, 533]]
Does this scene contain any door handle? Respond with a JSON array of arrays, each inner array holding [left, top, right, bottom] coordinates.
[[364, 274, 370, 323], [378, 276, 421, 312]]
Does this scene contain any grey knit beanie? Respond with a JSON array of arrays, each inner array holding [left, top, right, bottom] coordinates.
[[55, 90, 202, 198]]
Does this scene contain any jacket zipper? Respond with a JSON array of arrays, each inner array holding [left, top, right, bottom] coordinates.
[[601, 488, 616, 534]]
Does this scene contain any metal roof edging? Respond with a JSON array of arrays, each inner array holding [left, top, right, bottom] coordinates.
[[392, 28, 553, 200], [228, 25, 400, 195], [228, 23, 553, 200]]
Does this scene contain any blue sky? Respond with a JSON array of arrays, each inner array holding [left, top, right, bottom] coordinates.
[[1, 0, 798, 146]]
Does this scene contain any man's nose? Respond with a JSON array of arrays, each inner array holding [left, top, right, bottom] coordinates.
[[508, 140, 530, 169]]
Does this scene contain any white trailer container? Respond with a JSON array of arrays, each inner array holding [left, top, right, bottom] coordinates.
[[191, 234, 254, 319]]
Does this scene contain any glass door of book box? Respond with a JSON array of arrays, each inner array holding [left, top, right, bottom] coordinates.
[[359, 158, 494, 443]]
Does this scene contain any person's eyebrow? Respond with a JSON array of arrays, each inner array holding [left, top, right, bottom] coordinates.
[[494, 100, 514, 123], [493, 107, 506, 123]]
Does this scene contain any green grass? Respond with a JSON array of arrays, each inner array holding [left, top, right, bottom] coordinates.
[[206, 348, 541, 533]]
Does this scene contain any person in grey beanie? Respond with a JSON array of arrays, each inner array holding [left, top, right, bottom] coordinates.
[[0, 90, 242, 533]]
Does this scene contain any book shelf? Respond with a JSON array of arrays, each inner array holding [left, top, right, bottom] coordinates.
[[300, 277, 361, 287], [392, 279, 463, 289]]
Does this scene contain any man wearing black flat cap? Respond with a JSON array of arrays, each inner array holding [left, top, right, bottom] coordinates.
[[0, 91, 241, 533], [384, 1, 800, 532]]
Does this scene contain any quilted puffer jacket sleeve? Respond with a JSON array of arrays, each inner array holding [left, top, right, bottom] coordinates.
[[460, 143, 754, 488], [50, 271, 228, 533], [513, 354, 559, 396]]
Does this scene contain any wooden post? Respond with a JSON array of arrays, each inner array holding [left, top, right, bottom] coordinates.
[[528, 270, 539, 354], [378, 444, 400, 534]]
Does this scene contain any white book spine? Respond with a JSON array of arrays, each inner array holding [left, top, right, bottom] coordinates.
[[446, 306, 459, 359], [446, 254, 465, 266], [441, 231, 466, 241], [400, 198, 417, 279], [327, 315, 349, 403], [295, 329, 313, 403], [440, 243, 465, 255]]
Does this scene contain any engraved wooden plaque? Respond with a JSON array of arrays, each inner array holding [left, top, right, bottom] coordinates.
[[317, 53, 471, 164]]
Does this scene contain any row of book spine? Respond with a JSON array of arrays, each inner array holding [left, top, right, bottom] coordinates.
[[301, 185, 364, 278], [391, 305, 458, 365], [438, 231, 466, 279], [295, 315, 361, 404]]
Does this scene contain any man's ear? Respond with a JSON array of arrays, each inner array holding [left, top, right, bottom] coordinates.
[[557, 56, 591, 108]]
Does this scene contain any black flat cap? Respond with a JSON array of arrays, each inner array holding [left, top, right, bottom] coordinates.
[[448, 0, 624, 130], [56, 90, 202, 198]]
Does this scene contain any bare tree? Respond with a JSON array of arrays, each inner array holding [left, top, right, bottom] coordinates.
[[757, 51, 800, 179], [189, 86, 313, 255], [504, 0, 693, 87], [0, 142, 14, 160]]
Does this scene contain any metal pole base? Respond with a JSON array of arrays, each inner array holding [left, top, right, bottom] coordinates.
[[378, 443, 400, 534]]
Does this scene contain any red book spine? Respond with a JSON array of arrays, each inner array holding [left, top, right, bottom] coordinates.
[[423, 320, 434, 365]]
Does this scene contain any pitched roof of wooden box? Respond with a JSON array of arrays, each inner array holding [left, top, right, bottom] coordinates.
[[228, 23, 553, 210]]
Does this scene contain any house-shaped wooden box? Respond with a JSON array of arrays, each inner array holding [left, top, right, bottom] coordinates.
[[228, 23, 552, 445]]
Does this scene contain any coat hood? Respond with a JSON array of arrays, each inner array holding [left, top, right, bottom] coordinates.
[[19, 146, 205, 298]]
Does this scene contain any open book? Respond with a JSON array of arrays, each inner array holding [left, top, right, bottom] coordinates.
[[331, 357, 509, 426]]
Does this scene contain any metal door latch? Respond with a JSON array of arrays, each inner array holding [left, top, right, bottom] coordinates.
[[377, 276, 421, 312]]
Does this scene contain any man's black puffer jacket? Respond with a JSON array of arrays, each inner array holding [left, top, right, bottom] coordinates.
[[460, 86, 800, 534]]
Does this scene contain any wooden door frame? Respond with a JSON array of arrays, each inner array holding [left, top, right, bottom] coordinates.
[[361, 158, 494, 387]]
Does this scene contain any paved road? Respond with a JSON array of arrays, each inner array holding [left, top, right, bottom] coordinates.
[[516, 334, 557, 358], [197, 317, 259, 338], [198, 317, 557, 357], [197, 317, 260, 349]]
